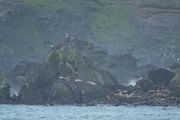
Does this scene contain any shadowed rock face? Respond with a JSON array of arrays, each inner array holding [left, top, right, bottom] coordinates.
[[148, 68, 175, 87]]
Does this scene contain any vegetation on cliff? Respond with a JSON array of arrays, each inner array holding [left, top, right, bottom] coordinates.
[[14, 39, 118, 104]]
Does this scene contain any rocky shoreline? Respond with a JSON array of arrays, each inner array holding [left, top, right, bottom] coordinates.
[[1, 87, 180, 107], [0, 39, 180, 106]]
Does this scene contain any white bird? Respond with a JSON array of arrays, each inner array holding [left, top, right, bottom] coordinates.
[[87, 81, 97, 86], [50, 44, 54, 48], [58, 76, 65, 79], [65, 33, 70, 39], [75, 79, 83, 82], [176, 58, 180, 62]]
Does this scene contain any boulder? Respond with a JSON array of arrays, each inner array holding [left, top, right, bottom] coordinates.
[[148, 68, 175, 87]]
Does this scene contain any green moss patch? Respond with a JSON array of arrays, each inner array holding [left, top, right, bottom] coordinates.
[[91, 5, 134, 42], [0, 43, 13, 57]]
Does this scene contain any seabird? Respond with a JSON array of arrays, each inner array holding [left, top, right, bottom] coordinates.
[[50, 44, 54, 48], [87, 81, 97, 86], [75, 79, 83, 82], [65, 33, 70, 39]]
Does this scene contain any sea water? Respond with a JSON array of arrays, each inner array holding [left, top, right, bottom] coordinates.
[[0, 105, 179, 120]]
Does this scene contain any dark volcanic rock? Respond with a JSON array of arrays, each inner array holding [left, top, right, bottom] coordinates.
[[148, 68, 175, 87]]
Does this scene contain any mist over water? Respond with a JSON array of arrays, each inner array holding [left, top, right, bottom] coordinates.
[[0, 105, 179, 120]]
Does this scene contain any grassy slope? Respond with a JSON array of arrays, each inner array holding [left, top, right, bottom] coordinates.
[[91, 1, 135, 42], [0, 0, 179, 58]]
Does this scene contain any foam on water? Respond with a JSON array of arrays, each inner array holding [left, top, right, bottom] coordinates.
[[0, 105, 179, 120]]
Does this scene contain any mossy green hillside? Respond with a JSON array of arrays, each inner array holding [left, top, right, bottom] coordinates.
[[91, 4, 134, 42], [17, 23, 45, 54]]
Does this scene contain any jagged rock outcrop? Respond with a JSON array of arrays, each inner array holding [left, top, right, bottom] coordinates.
[[148, 68, 175, 87], [14, 40, 118, 105]]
